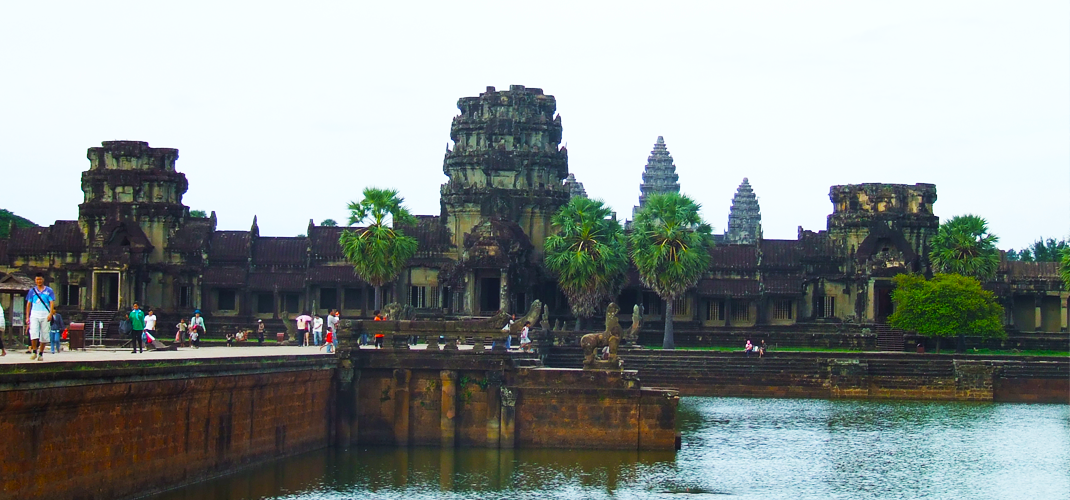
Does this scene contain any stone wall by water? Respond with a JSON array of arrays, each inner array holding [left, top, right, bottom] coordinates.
[[0, 357, 337, 500]]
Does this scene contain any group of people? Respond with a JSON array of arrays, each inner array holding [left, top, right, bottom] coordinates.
[[121, 302, 158, 353], [744, 339, 767, 358], [172, 310, 206, 348], [499, 315, 533, 352], [295, 310, 340, 352]]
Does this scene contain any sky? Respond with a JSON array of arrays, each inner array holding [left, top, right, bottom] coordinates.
[[1, 1, 1067, 251]]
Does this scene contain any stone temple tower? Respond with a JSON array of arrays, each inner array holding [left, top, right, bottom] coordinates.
[[440, 85, 570, 254], [563, 173, 587, 199], [725, 178, 762, 244], [632, 136, 680, 220]]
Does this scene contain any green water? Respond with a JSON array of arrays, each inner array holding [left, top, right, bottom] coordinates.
[[151, 398, 1070, 500]]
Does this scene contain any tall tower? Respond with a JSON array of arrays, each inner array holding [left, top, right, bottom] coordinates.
[[563, 173, 588, 199], [725, 178, 762, 244], [79, 141, 189, 260], [440, 85, 569, 253], [632, 136, 680, 219]]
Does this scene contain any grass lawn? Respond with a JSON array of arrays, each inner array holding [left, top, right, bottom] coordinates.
[[638, 345, 1068, 356]]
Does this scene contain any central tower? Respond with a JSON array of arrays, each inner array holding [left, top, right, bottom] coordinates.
[[440, 85, 569, 255]]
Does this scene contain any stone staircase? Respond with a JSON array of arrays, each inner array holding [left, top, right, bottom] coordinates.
[[875, 324, 906, 352], [81, 311, 120, 345]]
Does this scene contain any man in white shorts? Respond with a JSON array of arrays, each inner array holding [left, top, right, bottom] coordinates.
[[25, 273, 56, 361]]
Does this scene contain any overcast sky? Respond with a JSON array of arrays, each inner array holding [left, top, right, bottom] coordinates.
[[2, 1, 1067, 251]]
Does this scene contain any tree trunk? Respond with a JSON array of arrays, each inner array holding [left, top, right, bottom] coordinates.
[[663, 296, 675, 350], [374, 285, 382, 312]]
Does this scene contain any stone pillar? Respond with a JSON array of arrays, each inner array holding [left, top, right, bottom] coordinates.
[[499, 386, 517, 448], [1034, 294, 1043, 332], [724, 297, 732, 327], [1060, 293, 1068, 332], [392, 369, 411, 446], [440, 370, 457, 447], [499, 269, 509, 312]]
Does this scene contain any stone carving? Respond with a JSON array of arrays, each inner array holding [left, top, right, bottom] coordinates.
[[381, 302, 415, 321], [580, 303, 635, 369], [500, 387, 516, 407], [507, 299, 543, 335], [623, 304, 641, 345]]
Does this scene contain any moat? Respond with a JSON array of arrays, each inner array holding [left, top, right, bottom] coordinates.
[[149, 397, 1070, 500]]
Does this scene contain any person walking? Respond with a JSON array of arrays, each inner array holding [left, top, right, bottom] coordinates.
[[519, 321, 532, 352], [327, 309, 339, 342], [129, 303, 146, 354], [143, 309, 157, 347], [49, 311, 65, 354], [26, 273, 56, 361], [190, 310, 206, 342], [256, 319, 265, 344], [295, 313, 312, 346]]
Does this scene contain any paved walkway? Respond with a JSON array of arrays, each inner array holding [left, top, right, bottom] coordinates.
[[0, 343, 518, 365], [0, 345, 334, 365]]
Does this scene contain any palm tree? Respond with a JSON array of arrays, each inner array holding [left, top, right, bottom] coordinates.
[[930, 215, 1000, 281], [544, 197, 629, 330], [630, 193, 712, 349], [339, 188, 418, 311]]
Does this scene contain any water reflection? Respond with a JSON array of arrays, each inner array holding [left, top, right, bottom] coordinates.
[[151, 398, 1069, 500]]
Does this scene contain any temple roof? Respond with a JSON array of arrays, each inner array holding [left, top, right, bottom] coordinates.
[[725, 178, 761, 245], [169, 218, 214, 252], [697, 278, 760, 297], [208, 231, 251, 262], [253, 237, 307, 266], [6, 221, 84, 255]]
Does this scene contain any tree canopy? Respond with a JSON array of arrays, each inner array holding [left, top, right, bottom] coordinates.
[[930, 214, 1000, 281], [544, 197, 628, 327], [1061, 248, 1070, 291], [630, 193, 712, 349], [189, 209, 208, 218], [0, 209, 36, 239], [1006, 238, 1069, 262], [339, 187, 418, 310], [320, 218, 339, 227], [888, 273, 1004, 339]]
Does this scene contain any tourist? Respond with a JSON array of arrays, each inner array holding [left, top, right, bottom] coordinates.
[[256, 319, 266, 344], [26, 273, 56, 361], [144, 309, 157, 348], [759, 340, 767, 358], [295, 312, 312, 346], [501, 314, 516, 349], [744, 339, 753, 357], [190, 310, 206, 340], [373, 310, 384, 348], [175, 317, 188, 346], [321, 327, 335, 353], [129, 302, 146, 354], [225, 329, 235, 347], [519, 321, 532, 352], [313, 315, 324, 346], [327, 309, 339, 341], [49, 311, 65, 354], [0, 301, 7, 356], [188, 323, 200, 348]]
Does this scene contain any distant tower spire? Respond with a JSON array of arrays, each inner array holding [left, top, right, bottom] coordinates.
[[632, 136, 680, 219], [725, 177, 761, 244], [563, 173, 587, 199]]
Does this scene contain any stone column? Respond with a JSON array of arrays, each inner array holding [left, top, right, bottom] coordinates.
[[499, 386, 517, 449], [724, 297, 732, 327], [1060, 293, 1068, 332], [499, 269, 509, 312], [440, 370, 457, 447], [392, 369, 411, 446], [1034, 294, 1043, 332]]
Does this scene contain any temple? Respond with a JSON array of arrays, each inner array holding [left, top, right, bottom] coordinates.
[[0, 86, 1066, 338]]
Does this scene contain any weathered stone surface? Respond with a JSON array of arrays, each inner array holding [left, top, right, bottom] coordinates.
[[631, 136, 680, 221], [724, 178, 761, 244]]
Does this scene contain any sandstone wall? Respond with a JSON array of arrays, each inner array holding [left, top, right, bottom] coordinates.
[[0, 357, 336, 500]]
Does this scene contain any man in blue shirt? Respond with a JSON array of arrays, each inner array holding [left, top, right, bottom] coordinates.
[[25, 272, 56, 361]]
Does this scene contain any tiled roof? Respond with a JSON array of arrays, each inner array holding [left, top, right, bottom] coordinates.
[[1000, 261, 1062, 279], [760, 239, 800, 268], [253, 237, 307, 265], [7, 221, 85, 255], [201, 266, 247, 286], [410, 216, 453, 254], [169, 219, 213, 252], [708, 244, 758, 270], [0, 272, 33, 293], [310, 226, 347, 259], [248, 272, 305, 291], [308, 266, 365, 284], [763, 275, 805, 294], [208, 231, 250, 261], [696, 278, 760, 297]]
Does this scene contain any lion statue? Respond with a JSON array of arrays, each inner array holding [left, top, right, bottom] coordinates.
[[581, 303, 622, 367]]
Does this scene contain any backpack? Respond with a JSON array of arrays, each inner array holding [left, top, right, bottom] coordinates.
[[118, 319, 132, 335]]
